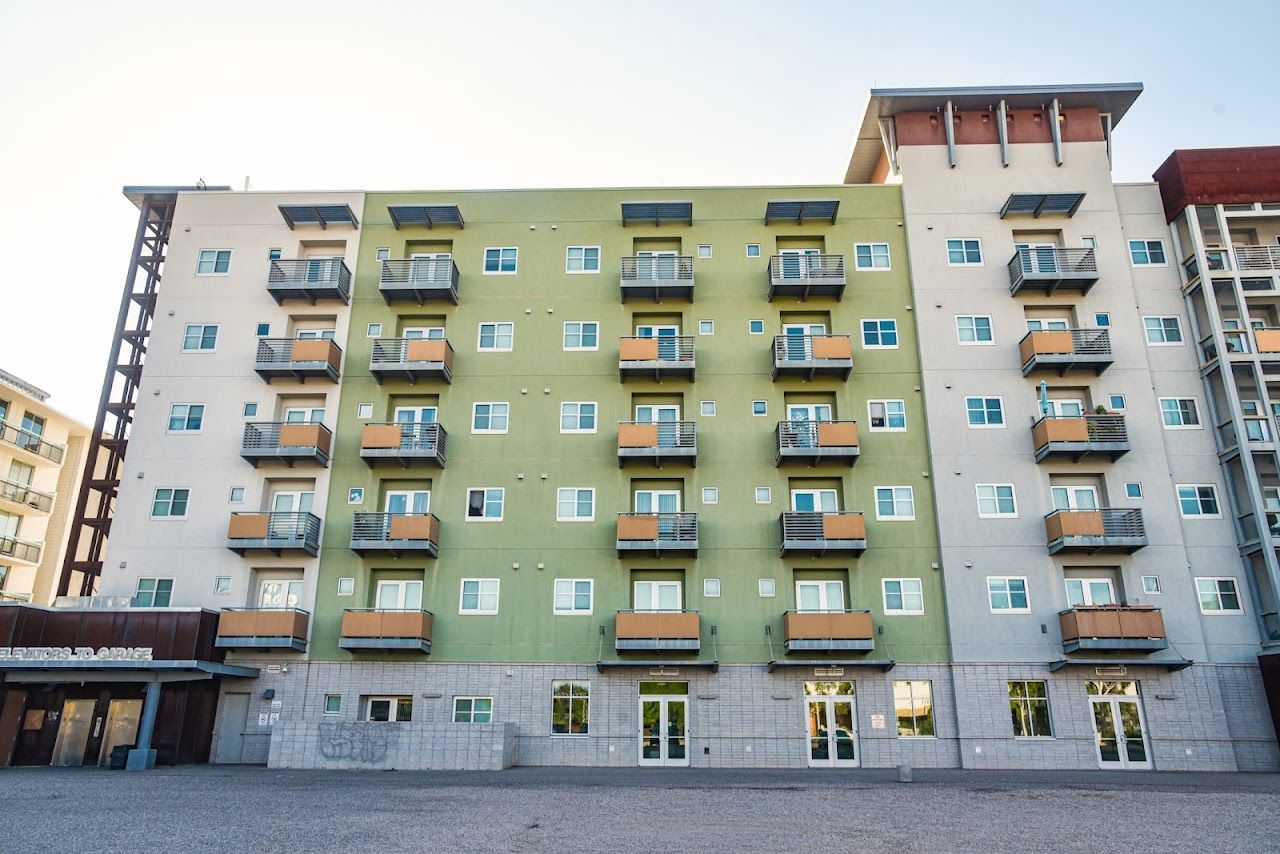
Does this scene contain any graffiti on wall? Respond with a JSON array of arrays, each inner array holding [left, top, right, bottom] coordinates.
[[316, 722, 400, 764]]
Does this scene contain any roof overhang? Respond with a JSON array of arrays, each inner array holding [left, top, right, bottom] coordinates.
[[768, 658, 895, 672], [0, 659, 261, 682], [122, 185, 232, 210], [764, 199, 840, 225], [1047, 657, 1193, 673], [278, 203, 359, 229], [621, 201, 693, 227], [387, 204, 465, 230], [596, 658, 718, 672]]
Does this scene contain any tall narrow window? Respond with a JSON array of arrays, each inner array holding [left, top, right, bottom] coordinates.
[[1008, 681, 1052, 737]]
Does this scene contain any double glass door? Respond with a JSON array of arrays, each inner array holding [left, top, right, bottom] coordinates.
[[1016, 242, 1059, 274], [634, 250, 678, 281], [805, 687, 858, 767], [778, 248, 821, 279], [270, 491, 314, 538], [635, 405, 679, 447], [409, 253, 451, 283], [636, 324, 679, 361], [639, 694, 688, 766], [783, 323, 826, 360], [1088, 683, 1151, 769], [635, 490, 680, 539], [785, 404, 833, 447]]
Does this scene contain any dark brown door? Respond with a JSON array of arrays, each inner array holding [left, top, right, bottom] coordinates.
[[0, 689, 27, 767]]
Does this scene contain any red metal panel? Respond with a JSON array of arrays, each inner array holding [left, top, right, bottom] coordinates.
[[1153, 147, 1280, 221]]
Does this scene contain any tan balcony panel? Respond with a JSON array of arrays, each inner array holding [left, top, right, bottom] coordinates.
[[1019, 329, 1113, 376], [226, 512, 321, 556], [779, 512, 866, 556], [253, 338, 342, 383], [350, 512, 440, 557], [615, 610, 700, 652], [1256, 329, 1280, 353], [767, 254, 847, 300], [379, 258, 460, 305], [618, 336, 695, 380], [783, 611, 875, 653], [369, 338, 454, 383], [616, 513, 698, 555], [617, 422, 696, 467], [1059, 606, 1168, 653], [772, 335, 853, 380], [359, 423, 447, 468], [1045, 508, 1146, 554], [241, 422, 333, 468], [215, 608, 309, 652], [775, 421, 860, 466], [1007, 247, 1099, 295], [1032, 415, 1129, 463], [619, 255, 694, 301], [339, 609, 433, 653]]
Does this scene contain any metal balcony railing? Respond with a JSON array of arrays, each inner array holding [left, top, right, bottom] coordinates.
[[618, 336, 695, 362], [364, 422, 446, 454], [775, 420, 858, 450], [1007, 247, 1098, 292], [380, 258, 459, 287], [773, 335, 853, 362], [618, 421, 696, 449], [620, 256, 694, 282], [768, 254, 846, 282], [0, 421, 65, 463], [1047, 507, 1146, 538], [0, 476, 54, 512], [241, 422, 332, 452], [1036, 414, 1129, 443], [780, 511, 863, 541], [617, 512, 699, 542], [351, 512, 440, 544], [370, 337, 454, 365], [0, 534, 43, 563], [267, 258, 352, 300], [1234, 244, 1280, 272], [229, 511, 322, 551]]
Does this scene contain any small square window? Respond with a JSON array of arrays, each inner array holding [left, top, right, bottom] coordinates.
[[255, 322, 271, 337], [337, 577, 355, 596], [1095, 313, 1111, 328], [748, 319, 765, 335], [698, 320, 715, 335], [214, 576, 232, 595], [703, 578, 721, 597], [242, 402, 258, 417], [375, 248, 391, 261], [700, 401, 716, 416], [701, 487, 719, 504], [755, 487, 772, 504], [367, 322, 382, 337], [759, 578, 776, 597], [357, 403, 374, 420], [746, 244, 761, 258], [752, 400, 768, 416], [1125, 482, 1143, 499], [228, 487, 245, 503], [697, 244, 712, 258], [348, 488, 365, 504], [324, 695, 342, 714], [1108, 394, 1127, 412], [1142, 576, 1162, 595], [268, 248, 282, 261]]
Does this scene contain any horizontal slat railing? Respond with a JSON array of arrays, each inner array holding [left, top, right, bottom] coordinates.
[[364, 422, 446, 455], [619, 421, 696, 448], [379, 258, 459, 287], [0, 421, 65, 463], [1234, 244, 1280, 272], [769, 254, 845, 281], [1033, 414, 1128, 443], [775, 420, 858, 449], [773, 335, 852, 362], [1045, 508, 1145, 538], [268, 259, 352, 296], [254, 338, 343, 365], [619, 336, 695, 362], [241, 422, 332, 451], [1007, 247, 1098, 289], [0, 476, 54, 512], [351, 512, 440, 542], [369, 337, 453, 366], [230, 512, 322, 550], [618, 512, 698, 542], [620, 256, 694, 281], [780, 511, 862, 541]]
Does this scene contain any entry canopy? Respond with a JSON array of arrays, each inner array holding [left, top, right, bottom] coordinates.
[[767, 658, 895, 672], [999, 192, 1086, 219], [1047, 658, 1193, 673], [621, 201, 693, 227], [278, 203, 359, 229], [764, 199, 840, 225], [388, 204, 465, 230]]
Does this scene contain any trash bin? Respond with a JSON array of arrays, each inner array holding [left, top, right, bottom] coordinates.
[[108, 744, 134, 770]]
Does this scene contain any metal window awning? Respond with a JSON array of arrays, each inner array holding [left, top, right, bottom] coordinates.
[[388, 204, 465, 230], [768, 658, 895, 672], [621, 201, 693, 227], [1047, 657, 1193, 673], [596, 658, 718, 672], [764, 199, 840, 225], [278, 204, 359, 229], [999, 192, 1086, 219]]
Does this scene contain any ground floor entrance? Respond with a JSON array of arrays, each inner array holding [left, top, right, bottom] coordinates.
[[639, 682, 688, 766], [804, 681, 858, 767], [1086, 680, 1151, 770]]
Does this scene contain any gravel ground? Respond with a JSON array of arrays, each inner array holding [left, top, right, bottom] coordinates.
[[2, 766, 1279, 853]]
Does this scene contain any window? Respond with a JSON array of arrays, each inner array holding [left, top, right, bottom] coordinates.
[[1125, 482, 1143, 500], [323, 695, 342, 715], [1143, 316, 1183, 345], [1128, 239, 1167, 266], [796, 580, 844, 612], [214, 576, 232, 595], [241, 402, 258, 418], [751, 400, 768, 416], [861, 319, 898, 349], [255, 322, 270, 337], [758, 578, 776, 597], [946, 238, 982, 266], [356, 403, 374, 420], [1159, 397, 1200, 428], [472, 402, 510, 434], [268, 248, 282, 261], [987, 577, 1030, 613], [1108, 394, 1127, 412], [1008, 681, 1052, 738], [477, 322, 514, 351], [556, 488, 595, 521], [134, 578, 173, 607], [347, 487, 365, 504], [883, 578, 924, 614], [459, 578, 500, 614], [755, 487, 772, 504], [181, 324, 218, 352], [228, 487, 245, 503], [1095, 313, 1111, 328], [965, 396, 1005, 428], [1065, 577, 1115, 607], [453, 697, 493, 724], [748, 319, 765, 335], [466, 488, 505, 521], [563, 321, 599, 351], [1177, 484, 1221, 517], [700, 401, 716, 417], [1142, 575, 1162, 595], [1196, 578, 1242, 614], [150, 487, 189, 519], [868, 399, 906, 431], [565, 246, 600, 273], [975, 484, 1017, 518], [703, 578, 721, 597], [366, 697, 413, 722], [374, 248, 390, 261], [483, 247, 518, 274], [854, 242, 891, 270], [337, 577, 355, 597], [701, 487, 718, 504], [560, 402, 597, 433], [697, 244, 712, 258], [366, 322, 382, 337], [955, 314, 994, 344], [698, 320, 715, 335], [894, 680, 934, 737], [553, 579, 593, 615], [745, 244, 761, 258], [196, 249, 231, 275], [876, 486, 915, 520], [167, 403, 204, 432], [551, 682, 589, 735]]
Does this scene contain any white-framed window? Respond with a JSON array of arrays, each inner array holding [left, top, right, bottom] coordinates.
[[1095, 312, 1110, 328], [356, 403, 374, 420], [987, 576, 1030, 613], [946, 238, 983, 266], [700, 401, 716, 417], [374, 579, 422, 611], [1143, 316, 1183, 345], [867, 399, 906, 431], [336, 577, 355, 597], [748, 319, 765, 335], [242, 403, 258, 420], [703, 578, 721, 597], [697, 244, 713, 258], [701, 487, 718, 504], [1196, 577, 1242, 614], [1128, 239, 1167, 266], [563, 321, 599, 351], [1065, 577, 1115, 607], [150, 487, 189, 519], [366, 696, 413, 723], [453, 696, 494, 723], [477, 322, 514, 351], [965, 396, 1005, 428], [975, 483, 1017, 518], [553, 579, 593, 615], [181, 323, 218, 352], [133, 577, 173, 607], [875, 486, 915, 520], [1008, 681, 1052, 738], [483, 247, 518, 274], [1108, 394, 1127, 412], [955, 314, 994, 344], [466, 488, 505, 521], [196, 249, 231, 275], [796, 579, 844, 612], [459, 578, 500, 615], [894, 681, 935, 737], [214, 576, 232, 595], [758, 578, 776, 597], [1177, 484, 1221, 517], [854, 242, 891, 270], [166, 403, 205, 433], [228, 487, 245, 503], [861, 319, 898, 349], [323, 695, 342, 715], [373, 248, 389, 261], [1159, 397, 1201, 428], [1142, 575, 1162, 595], [698, 320, 715, 335], [745, 244, 761, 258], [472, 402, 510, 434], [253, 323, 271, 338], [1125, 482, 1143, 500], [755, 487, 772, 504], [634, 580, 682, 611], [556, 488, 595, 521], [560, 402, 597, 433], [751, 400, 768, 416], [882, 578, 924, 615], [565, 246, 600, 273], [551, 681, 589, 735], [268, 248, 282, 261], [347, 488, 364, 504]]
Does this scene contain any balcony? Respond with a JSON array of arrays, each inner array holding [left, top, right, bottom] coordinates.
[[1007, 247, 1099, 295], [359, 422, 446, 468], [1059, 606, 1168, 653], [370, 338, 454, 384], [0, 422, 65, 464], [775, 421, 859, 466], [1045, 508, 1146, 554], [240, 422, 332, 468], [0, 534, 42, 565], [214, 608, 309, 652], [618, 336, 695, 380], [0, 476, 54, 513], [615, 610, 700, 653], [379, 258, 460, 305], [266, 259, 351, 305], [1254, 328, 1280, 355], [1032, 415, 1129, 463], [767, 254, 847, 300], [617, 421, 696, 467], [226, 512, 321, 556], [350, 513, 440, 557], [779, 512, 866, 556], [772, 335, 853, 380], [253, 338, 342, 383], [1234, 244, 1280, 273], [783, 610, 875, 653], [1019, 329, 1113, 376], [619, 256, 694, 301], [616, 513, 698, 556], [339, 609, 433, 653]]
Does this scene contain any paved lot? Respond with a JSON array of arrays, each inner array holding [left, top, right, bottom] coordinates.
[[3, 766, 1279, 852]]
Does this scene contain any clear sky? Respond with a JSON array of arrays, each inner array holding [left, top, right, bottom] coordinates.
[[3, 0, 1279, 422]]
